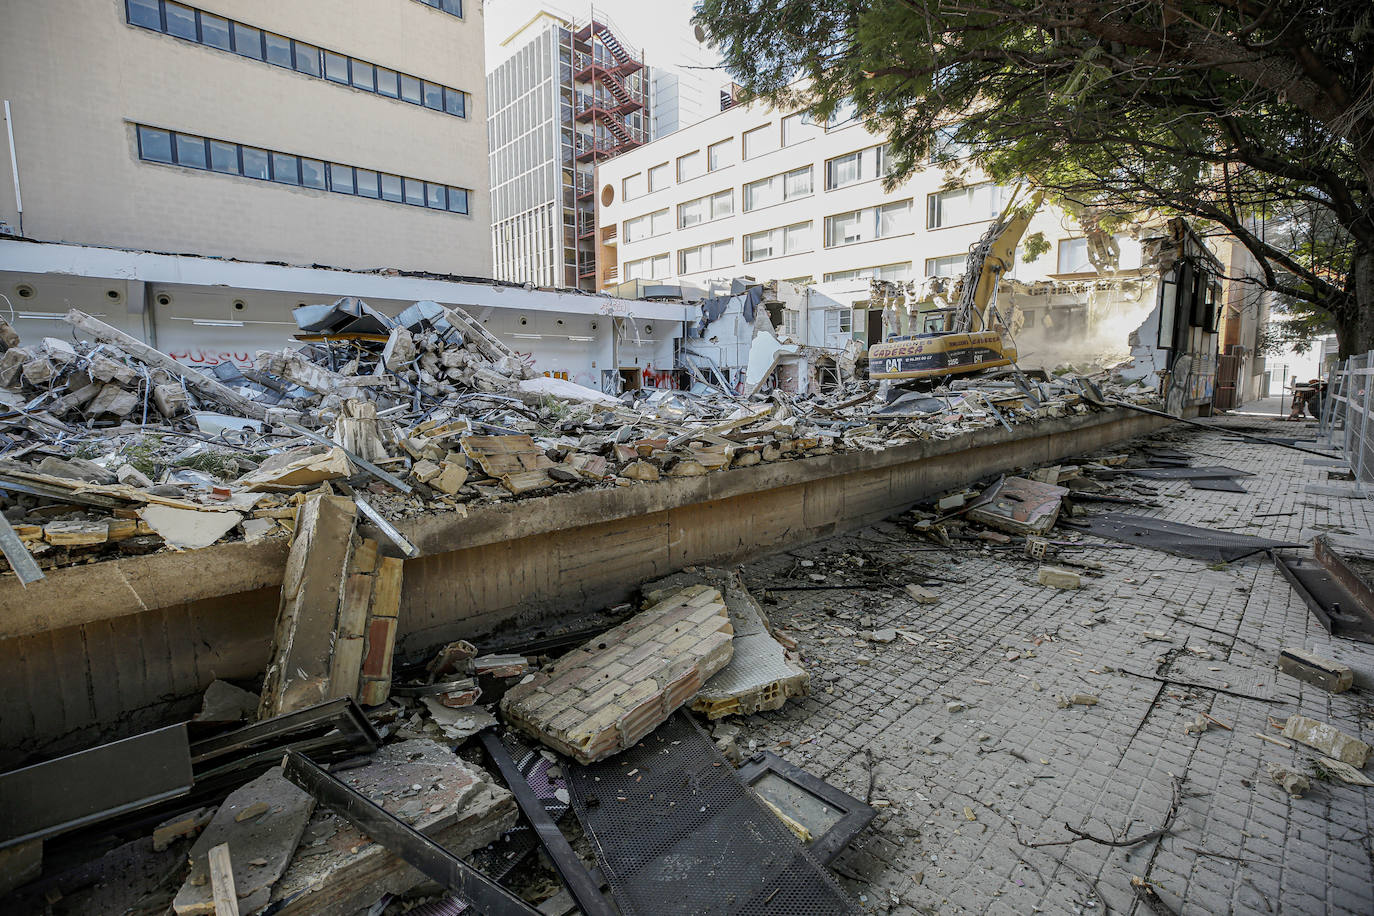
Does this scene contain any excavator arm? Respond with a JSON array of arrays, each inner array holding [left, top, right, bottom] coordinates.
[[953, 189, 1044, 333]]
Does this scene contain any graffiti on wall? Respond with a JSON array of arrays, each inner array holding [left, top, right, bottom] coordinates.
[[168, 350, 254, 368]]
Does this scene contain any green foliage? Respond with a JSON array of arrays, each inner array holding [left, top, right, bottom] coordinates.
[[696, 0, 1374, 352], [1020, 232, 1050, 263]]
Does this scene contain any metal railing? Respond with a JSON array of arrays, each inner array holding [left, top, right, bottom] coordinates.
[[1318, 352, 1373, 485]]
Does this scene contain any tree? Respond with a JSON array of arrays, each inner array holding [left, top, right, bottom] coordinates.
[[694, 0, 1374, 356]]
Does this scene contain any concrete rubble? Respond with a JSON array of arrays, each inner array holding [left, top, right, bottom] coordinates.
[[0, 298, 1155, 580], [500, 584, 735, 763]]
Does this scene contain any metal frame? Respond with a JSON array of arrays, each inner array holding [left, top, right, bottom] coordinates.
[[735, 751, 877, 864], [478, 732, 617, 916], [190, 696, 380, 784], [281, 751, 541, 916], [0, 724, 193, 850], [1318, 352, 1374, 492]]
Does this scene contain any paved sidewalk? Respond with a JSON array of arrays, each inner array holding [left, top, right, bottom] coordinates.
[[733, 416, 1374, 915]]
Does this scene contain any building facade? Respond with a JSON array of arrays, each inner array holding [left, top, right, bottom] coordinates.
[[594, 95, 1138, 329], [0, 0, 490, 275], [488, 13, 649, 291]]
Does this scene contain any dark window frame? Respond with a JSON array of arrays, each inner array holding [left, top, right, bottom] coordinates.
[[124, 1, 468, 119], [134, 123, 472, 216]]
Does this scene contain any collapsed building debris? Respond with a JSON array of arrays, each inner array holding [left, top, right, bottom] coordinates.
[[501, 585, 734, 764]]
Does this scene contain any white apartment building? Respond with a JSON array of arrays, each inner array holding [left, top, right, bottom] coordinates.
[[595, 95, 1147, 348]]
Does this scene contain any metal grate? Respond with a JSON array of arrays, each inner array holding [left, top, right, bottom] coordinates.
[[564, 712, 860, 916]]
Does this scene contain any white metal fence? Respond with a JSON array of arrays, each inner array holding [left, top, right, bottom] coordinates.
[[1318, 352, 1374, 483]]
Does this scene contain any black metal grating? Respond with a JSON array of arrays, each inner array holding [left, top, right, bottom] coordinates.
[[564, 712, 860, 915]]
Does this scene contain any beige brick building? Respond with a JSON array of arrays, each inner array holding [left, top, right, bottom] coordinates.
[[0, 0, 490, 275]]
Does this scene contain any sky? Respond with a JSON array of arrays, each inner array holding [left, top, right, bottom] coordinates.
[[482, 0, 720, 71]]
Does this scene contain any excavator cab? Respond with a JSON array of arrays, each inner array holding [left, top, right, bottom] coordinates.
[[918, 309, 957, 336]]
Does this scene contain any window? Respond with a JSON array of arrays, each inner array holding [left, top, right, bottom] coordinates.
[[426, 183, 447, 209], [444, 88, 465, 117], [928, 182, 1005, 228], [648, 162, 669, 191], [209, 140, 237, 173], [414, 0, 463, 16], [324, 51, 349, 83], [825, 309, 854, 335], [825, 144, 891, 190], [270, 152, 298, 185], [375, 67, 399, 97], [423, 81, 444, 110], [401, 177, 425, 206], [622, 172, 646, 201], [1057, 238, 1092, 274], [743, 166, 812, 211], [679, 240, 733, 273], [707, 139, 733, 171], [824, 262, 913, 283], [781, 112, 818, 146], [136, 126, 173, 163], [678, 190, 732, 228], [782, 310, 800, 336], [447, 187, 469, 213], [925, 254, 966, 278], [825, 98, 859, 130], [677, 150, 703, 182], [380, 173, 403, 202], [241, 146, 269, 180], [329, 163, 354, 194], [164, 2, 196, 39], [352, 60, 376, 92], [625, 209, 669, 242], [200, 13, 231, 49], [174, 133, 207, 168], [355, 169, 380, 198], [127, 0, 162, 30], [232, 23, 261, 59], [625, 254, 669, 280], [122, 2, 469, 118], [824, 200, 913, 247], [931, 125, 973, 162], [300, 158, 326, 189], [744, 222, 811, 262], [264, 32, 292, 68], [743, 125, 776, 160]]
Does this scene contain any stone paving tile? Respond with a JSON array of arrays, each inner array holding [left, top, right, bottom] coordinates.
[[729, 417, 1374, 915]]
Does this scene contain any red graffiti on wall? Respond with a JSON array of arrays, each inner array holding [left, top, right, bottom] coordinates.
[[168, 350, 254, 368]]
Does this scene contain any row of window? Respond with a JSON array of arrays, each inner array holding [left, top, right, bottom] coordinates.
[[413, 0, 464, 17], [135, 125, 470, 214], [619, 107, 853, 202], [126, 0, 468, 118]]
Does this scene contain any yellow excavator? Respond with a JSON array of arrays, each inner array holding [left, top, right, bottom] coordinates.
[[869, 190, 1042, 388]]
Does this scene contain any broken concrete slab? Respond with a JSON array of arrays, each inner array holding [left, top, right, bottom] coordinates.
[[138, 505, 244, 550], [1267, 762, 1310, 797], [268, 739, 516, 916], [966, 476, 1069, 536], [259, 495, 358, 718], [502, 585, 734, 763], [193, 680, 260, 725], [172, 766, 316, 915], [644, 567, 808, 720], [234, 447, 353, 492], [153, 806, 216, 852], [1037, 566, 1082, 589], [1277, 648, 1354, 693], [1281, 715, 1372, 767]]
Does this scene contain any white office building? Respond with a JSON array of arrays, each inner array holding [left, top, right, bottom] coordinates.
[[595, 94, 1149, 348]]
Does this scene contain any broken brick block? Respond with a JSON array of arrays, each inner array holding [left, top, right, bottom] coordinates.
[[1277, 648, 1354, 693], [501, 585, 734, 763], [1036, 566, 1081, 589]]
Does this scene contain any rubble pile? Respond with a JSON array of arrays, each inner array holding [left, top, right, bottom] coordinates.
[[0, 297, 1158, 578]]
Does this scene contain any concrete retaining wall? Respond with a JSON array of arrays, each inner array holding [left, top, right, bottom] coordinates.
[[0, 407, 1170, 764]]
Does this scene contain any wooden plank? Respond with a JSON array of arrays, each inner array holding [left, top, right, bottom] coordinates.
[[369, 558, 404, 619], [208, 843, 240, 916]]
